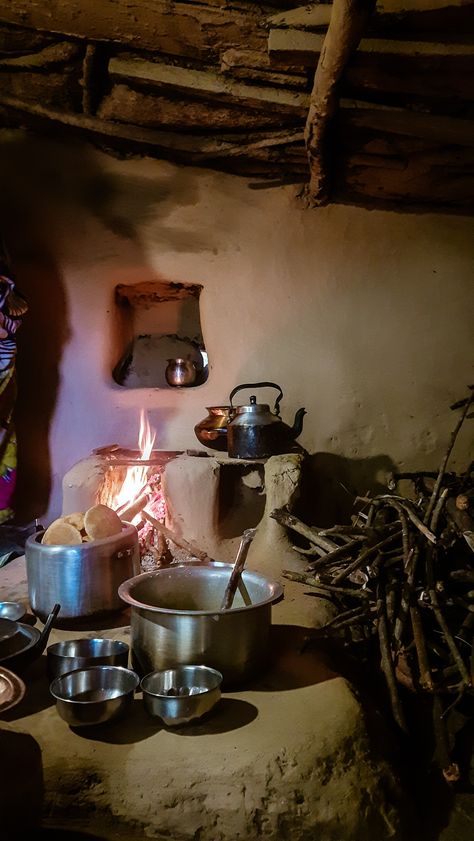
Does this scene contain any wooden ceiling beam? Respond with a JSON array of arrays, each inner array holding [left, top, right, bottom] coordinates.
[[303, 0, 376, 206], [0, 0, 268, 59], [268, 1, 474, 43]]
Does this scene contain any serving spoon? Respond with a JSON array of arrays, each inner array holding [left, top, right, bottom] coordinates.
[[220, 528, 257, 611]]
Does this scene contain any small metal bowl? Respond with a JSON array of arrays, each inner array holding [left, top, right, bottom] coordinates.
[[141, 665, 222, 727], [50, 665, 139, 727], [47, 638, 129, 680], [0, 602, 26, 622]]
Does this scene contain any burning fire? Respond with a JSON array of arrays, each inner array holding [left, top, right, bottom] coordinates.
[[100, 410, 165, 530], [113, 409, 156, 521], [97, 411, 166, 569]]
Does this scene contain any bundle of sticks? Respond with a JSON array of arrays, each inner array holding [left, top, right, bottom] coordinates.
[[273, 387, 474, 783]]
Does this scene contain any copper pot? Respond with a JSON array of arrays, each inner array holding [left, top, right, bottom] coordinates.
[[194, 406, 233, 452]]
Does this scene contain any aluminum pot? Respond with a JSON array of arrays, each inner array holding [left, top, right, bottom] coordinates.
[[26, 524, 140, 624], [118, 563, 283, 685]]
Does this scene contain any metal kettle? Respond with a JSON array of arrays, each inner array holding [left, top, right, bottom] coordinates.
[[227, 382, 306, 459]]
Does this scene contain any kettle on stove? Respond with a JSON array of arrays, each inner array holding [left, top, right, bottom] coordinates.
[[227, 382, 306, 459]]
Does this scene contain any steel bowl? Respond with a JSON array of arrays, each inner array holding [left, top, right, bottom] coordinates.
[[0, 602, 26, 622], [141, 665, 222, 726], [50, 665, 139, 727], [47, 638, 129, 680]]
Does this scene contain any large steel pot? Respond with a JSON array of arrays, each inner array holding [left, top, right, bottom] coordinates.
[[118, 563, 283, 685], [26, 524, 140, 623]]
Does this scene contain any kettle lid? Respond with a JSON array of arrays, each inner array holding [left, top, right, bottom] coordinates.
[[231, 394, 281, 428], [234, 395, 270, 414]]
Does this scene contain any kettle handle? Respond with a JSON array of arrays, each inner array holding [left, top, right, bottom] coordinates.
[[229, 382, 283, 417]]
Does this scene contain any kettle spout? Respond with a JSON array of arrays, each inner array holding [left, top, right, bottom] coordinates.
[[291, 408, 307, 439]]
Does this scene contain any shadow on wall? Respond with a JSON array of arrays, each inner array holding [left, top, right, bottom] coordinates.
[[0, 130, 203, 520], [298, 452, 397, 527], [0, 130, 203, 245], [13, 257, 69, 522]]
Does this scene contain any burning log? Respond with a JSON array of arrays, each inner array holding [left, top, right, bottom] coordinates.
[[116, 489, 153, 523], [278, 387, 474, 781], [142, 511, 217, 565]]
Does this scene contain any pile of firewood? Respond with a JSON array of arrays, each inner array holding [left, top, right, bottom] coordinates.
[[273, 387, 474, 783]]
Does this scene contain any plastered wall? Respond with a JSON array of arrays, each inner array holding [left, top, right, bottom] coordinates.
[[2, 135, 472, 521]]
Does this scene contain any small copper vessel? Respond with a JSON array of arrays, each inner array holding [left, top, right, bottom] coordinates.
[[194, 406, 233, 451]]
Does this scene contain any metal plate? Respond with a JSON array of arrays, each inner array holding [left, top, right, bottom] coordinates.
[[0, 623, 41, 665], [0, 617, 19, 642], [0, 667, 26, 713]]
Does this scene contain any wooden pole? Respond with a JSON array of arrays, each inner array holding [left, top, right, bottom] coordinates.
[[304, 0, 375, 205]]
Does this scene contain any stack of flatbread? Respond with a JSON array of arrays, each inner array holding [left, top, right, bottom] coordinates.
[[41, 504, 124, 545]]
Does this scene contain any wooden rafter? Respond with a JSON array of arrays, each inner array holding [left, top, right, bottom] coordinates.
[[0, 1, 473, 210], [303, 0, 376, 206]]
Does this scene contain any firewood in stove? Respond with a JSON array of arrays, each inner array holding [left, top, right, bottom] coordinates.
[[117, 491, 153, 524], [142, 511, 216, 565]]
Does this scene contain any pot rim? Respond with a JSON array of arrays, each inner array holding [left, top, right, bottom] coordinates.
[[118, 562, 283, 616], [26, 522, 137, 552]]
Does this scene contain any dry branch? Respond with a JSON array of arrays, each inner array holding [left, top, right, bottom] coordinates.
[[270, 507, 340, 552], [377, 579, 408, 732], [424, 389, 474, 525], [276, 388, 474, 763]]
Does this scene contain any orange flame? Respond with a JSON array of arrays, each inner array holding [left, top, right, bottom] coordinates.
[[113, 410, 156, 522]]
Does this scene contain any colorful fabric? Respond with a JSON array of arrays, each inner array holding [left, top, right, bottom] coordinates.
[[0, 270, 27, 524]]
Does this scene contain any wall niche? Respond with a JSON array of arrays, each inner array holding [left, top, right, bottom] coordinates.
[[113, 280, 208, 389]]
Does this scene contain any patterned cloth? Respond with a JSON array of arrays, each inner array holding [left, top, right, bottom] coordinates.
[[0, 270, 27, 524]]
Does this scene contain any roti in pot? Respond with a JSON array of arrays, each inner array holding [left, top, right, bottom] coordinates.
[[84, 504, 123, 540], [42, 520, 82, 545]]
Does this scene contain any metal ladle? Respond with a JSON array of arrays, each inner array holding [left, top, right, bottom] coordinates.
[[220, 528, 257, 611]]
